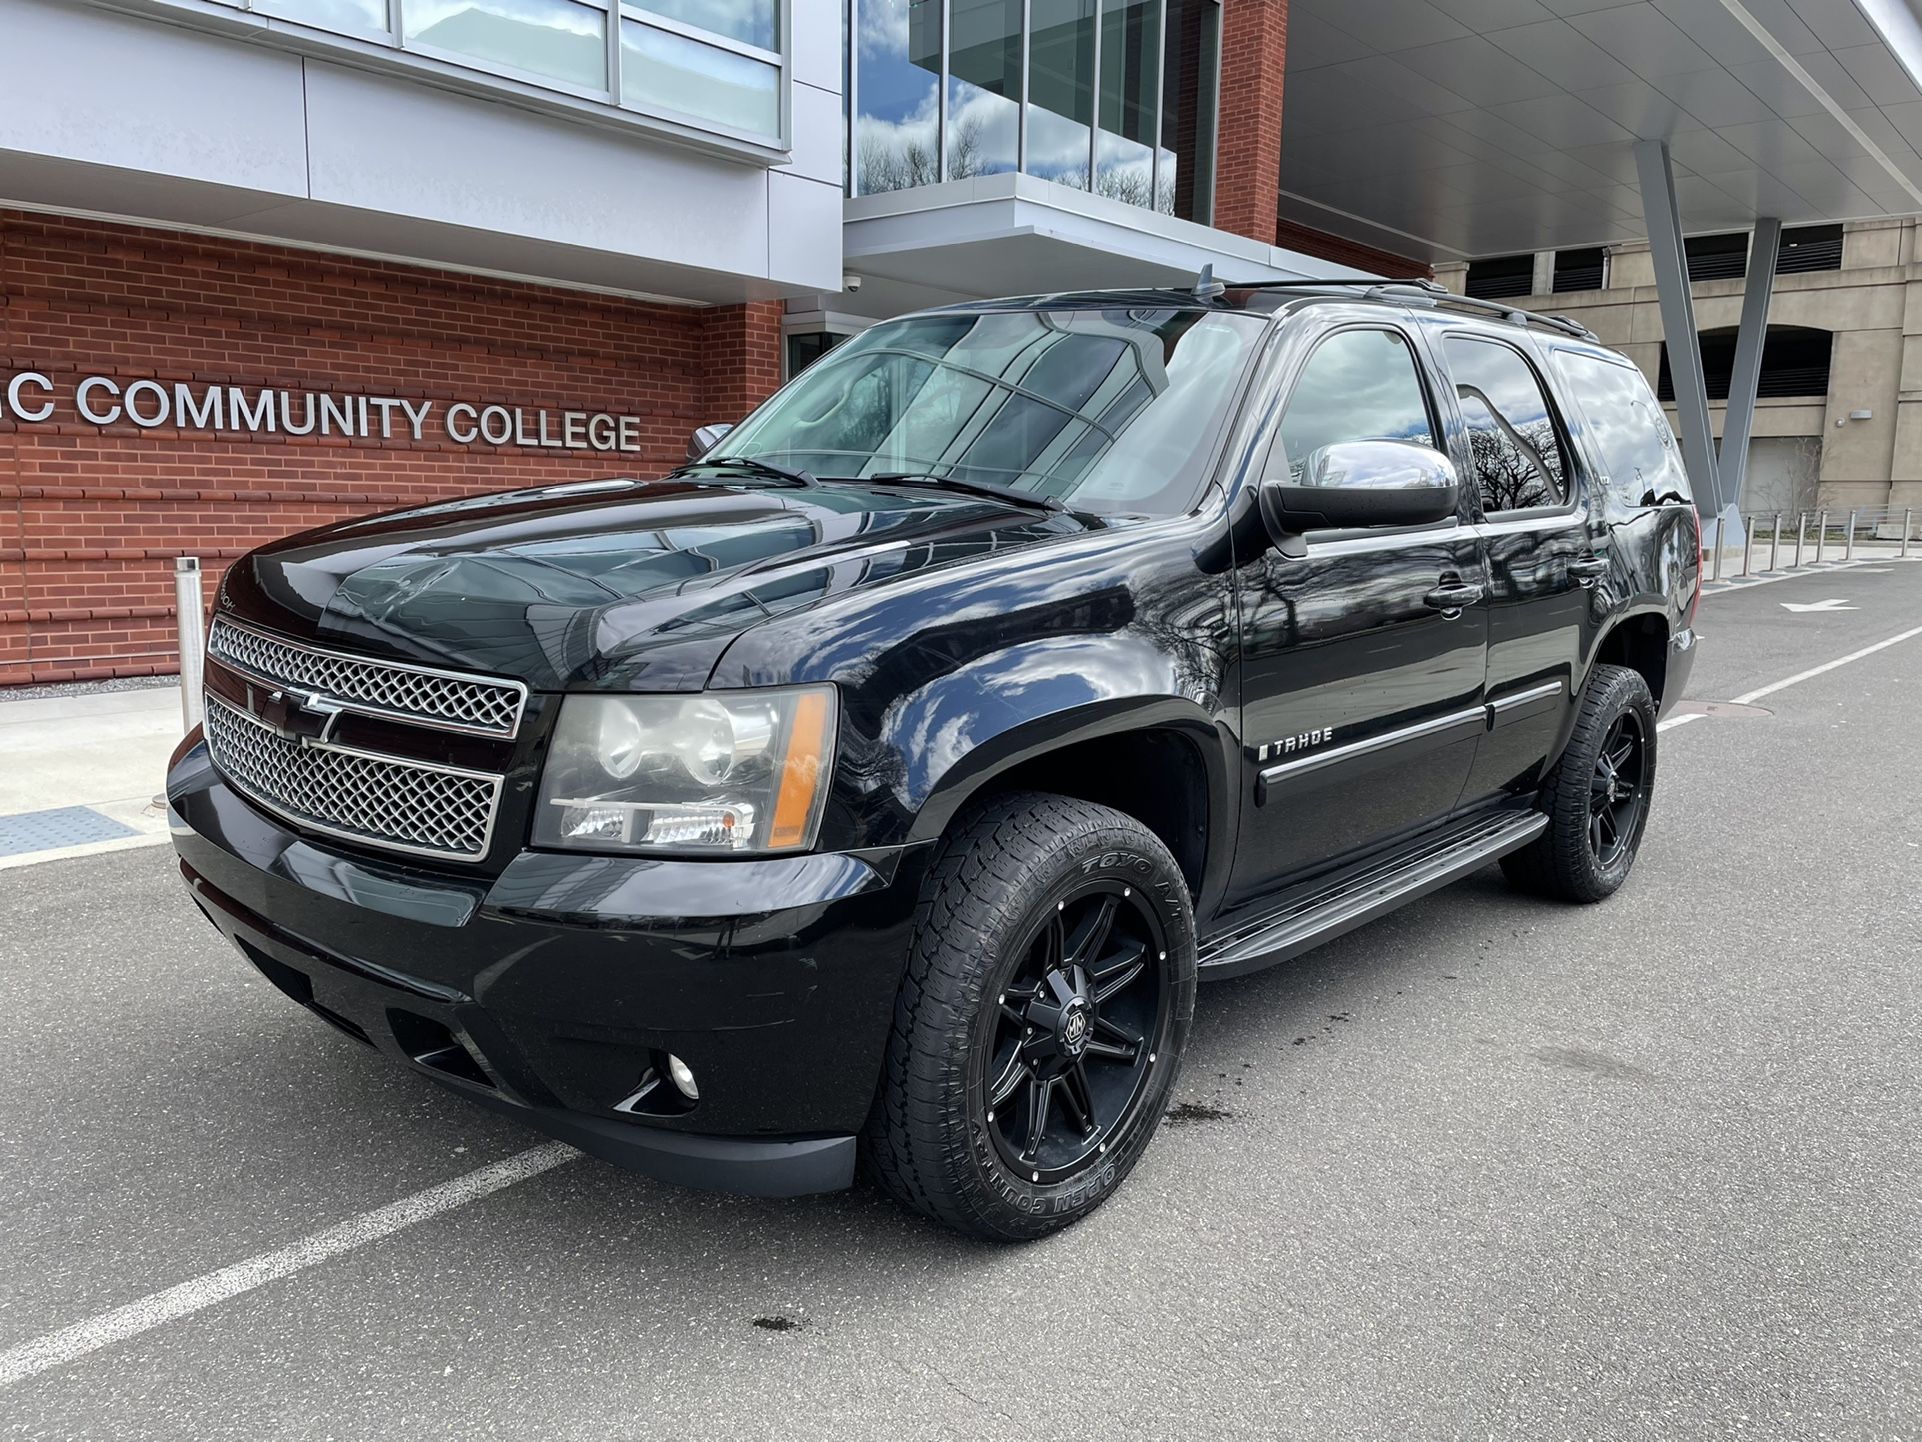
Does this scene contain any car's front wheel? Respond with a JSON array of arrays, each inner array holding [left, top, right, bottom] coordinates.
[[865, 793, 1196, 1241]]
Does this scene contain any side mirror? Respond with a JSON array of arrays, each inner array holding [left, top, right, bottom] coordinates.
[[1260, 440, 1459, 538], [687, 422, 734, 462]]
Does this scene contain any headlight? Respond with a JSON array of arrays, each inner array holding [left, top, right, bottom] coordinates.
[[534, 686, 836, 855]]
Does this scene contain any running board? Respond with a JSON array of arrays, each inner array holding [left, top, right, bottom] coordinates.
[[1198, 810, 1548, 979]]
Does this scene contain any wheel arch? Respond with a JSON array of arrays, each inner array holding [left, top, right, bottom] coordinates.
[[1587, 607, 1672, 708], [906, 698, 1233, 917]]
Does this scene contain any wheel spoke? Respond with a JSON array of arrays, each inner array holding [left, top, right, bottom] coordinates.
[[1023, 1075, 1054, 1159], [1590, 809, 1606, 855], [1597, 804, 1618, 850], [987, 1050, 1027, 1110], [1085, 1014, 1142, 1064], [1090, 938, 1147, 1004], [1065, 894, 1119, 970], [1605, 737, 1635, 771], [1059, 1063, 1097, 1135]]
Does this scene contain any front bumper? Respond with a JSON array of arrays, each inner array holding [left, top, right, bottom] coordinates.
[[167, 741, 931, 1198]]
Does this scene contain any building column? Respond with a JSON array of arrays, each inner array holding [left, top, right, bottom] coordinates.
[[1634, 141, 1722, 523], [1212, 0, 1287, 245], [700, 300, 785, 425], [1718, 218, 1781, 518]]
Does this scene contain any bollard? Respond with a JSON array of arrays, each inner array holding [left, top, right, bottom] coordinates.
[[1711, 520, 1724, 581], [1845, 509, 1857, 562], [1740, 516, 1754, 578], [1815, 509, 1828, 565], [1795, 511, 1808, 568], [1905, 509, 1914, 560], [1770, 512, 1783, 572], [174, 556, 206, 733]]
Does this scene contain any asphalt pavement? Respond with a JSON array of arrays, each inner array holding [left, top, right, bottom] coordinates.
[[2, 560, 1919, 1440]]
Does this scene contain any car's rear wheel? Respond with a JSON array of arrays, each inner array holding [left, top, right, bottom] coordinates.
[[865, 793, 1196, 1241], [1501, 663, 1657, 903]]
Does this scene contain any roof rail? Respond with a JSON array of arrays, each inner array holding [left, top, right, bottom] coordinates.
[[1229, 276, 1599, 343]]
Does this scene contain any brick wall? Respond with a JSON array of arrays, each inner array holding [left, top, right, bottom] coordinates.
[[1274, 219, 1434, 280], [1213, 0, 1287, 245], [0, 211, 782, 685]]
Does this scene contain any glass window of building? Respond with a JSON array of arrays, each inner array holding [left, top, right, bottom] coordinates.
[[1159, 0, 1218, 221], [948, 0, 1021, 178], [857, 0, 943, 192], [1095, 0, 1158, 205], [243, 0, 785, 142], [1027, 0, 1097, 189]]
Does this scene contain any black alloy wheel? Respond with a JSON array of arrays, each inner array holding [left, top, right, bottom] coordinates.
[[1588, 709, 1649, 867], [981, 884, 1171, 1186], [1500, 662, 1658, 904], [865, 793, 1197, 1241]]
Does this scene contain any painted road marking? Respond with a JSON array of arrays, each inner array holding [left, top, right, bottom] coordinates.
[[0, 1143, 579, 1392], [1780, 598, 1856, 613], [1731, 623, 1922, 707]]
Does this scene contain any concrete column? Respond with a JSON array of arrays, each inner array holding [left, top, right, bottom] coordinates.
[[1634, 140, 1721, 517], [1213, 0, 1287, 245], [1718, 218, 1781, 517], [1531, 250, 1555, 298]]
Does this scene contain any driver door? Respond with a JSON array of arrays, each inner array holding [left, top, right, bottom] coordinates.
[[1226, 312, 1489, 908]]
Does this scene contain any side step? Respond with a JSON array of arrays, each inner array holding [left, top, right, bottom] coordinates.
[[1198, 810, 1548, 979]]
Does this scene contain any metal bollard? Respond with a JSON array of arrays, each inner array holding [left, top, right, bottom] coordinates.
[[1905, 509, 1914, 560], [1711, 519, 1724, 581], [1795, 511, 1807, 568], [1815, 509, 1828, 565], [174, 555, 206, 733], [1770, 511, 1783, 572], [1845, 508, 1857, 562], [1740, 516, 1754, 578]]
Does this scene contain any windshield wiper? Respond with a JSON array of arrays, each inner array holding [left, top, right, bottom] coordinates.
[[861, 472, 1064, 514], [675, 455, 817, 488]]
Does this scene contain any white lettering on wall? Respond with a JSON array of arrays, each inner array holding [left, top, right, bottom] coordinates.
[[1, 371, 647, 453]]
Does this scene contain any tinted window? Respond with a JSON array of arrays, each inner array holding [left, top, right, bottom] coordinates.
[[1553, 350, 1692, 506], [1274, 329, 1435, 483], [1444, 336, 1569, 514], [717, 307, 1266, 517]]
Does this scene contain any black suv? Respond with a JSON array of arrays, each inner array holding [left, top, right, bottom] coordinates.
[[167, 281, 1700, 1240]]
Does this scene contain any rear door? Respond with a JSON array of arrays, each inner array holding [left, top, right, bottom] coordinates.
[[1428, 326, 1597, 803], [1227, 309, 1488, 906]]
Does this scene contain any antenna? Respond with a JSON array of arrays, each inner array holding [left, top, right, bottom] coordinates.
[[1193, 263, 1226, 300]]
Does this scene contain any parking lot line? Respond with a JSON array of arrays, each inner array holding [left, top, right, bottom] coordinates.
[[1729, 622, 1922, 707], [0, 1142, 577, 1392]]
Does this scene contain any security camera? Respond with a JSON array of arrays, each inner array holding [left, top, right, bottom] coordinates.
[[842, 273, 863, 293]]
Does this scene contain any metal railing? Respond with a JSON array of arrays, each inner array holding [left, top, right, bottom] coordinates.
[[1706, 505, 1916, 581]]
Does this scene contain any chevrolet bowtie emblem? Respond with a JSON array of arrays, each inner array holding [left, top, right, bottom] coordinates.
[[251, 686, 343, 746]]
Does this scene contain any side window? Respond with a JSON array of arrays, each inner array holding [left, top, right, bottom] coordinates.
[[1274, 328, 1436, 483], [1443, 335, 1571, 514], [1551, 349, 1692, 507]]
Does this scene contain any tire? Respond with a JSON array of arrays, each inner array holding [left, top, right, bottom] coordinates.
[[1501, 663, 1658, 904], [864, 792, 1197, 1241]]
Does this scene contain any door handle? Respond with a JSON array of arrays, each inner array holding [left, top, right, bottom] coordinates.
[[1569, 556, 1609, 586], [1424, 581, 1484, 616]]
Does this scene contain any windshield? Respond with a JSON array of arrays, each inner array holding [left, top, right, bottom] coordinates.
[[714, 306, 1268, 517]]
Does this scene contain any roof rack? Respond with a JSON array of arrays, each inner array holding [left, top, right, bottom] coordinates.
[[1228, 276, 1599, 343]]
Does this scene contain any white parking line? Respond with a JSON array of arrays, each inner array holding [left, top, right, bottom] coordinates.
[[1657, 621, 1922, 734], [0, 1143, 577, 1391], [1730, 623, 1922, 706]]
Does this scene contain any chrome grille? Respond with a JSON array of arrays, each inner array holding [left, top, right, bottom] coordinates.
[[203, 696, 501, 862], [207, 618, 525, 737]]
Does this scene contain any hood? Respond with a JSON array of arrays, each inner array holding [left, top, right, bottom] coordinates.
[[217, 477, 1093, 691]]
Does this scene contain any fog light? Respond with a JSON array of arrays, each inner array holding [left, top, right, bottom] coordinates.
[[665, 1053, 699, 1102]]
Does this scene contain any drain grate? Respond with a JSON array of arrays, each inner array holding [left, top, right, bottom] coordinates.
[[0, 806, 140, 857]]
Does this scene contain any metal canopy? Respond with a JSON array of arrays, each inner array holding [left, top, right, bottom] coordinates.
[[1279, 0, 1922, 263]]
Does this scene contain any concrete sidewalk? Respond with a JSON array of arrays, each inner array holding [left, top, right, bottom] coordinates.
[[0, 685, 185, 869]]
